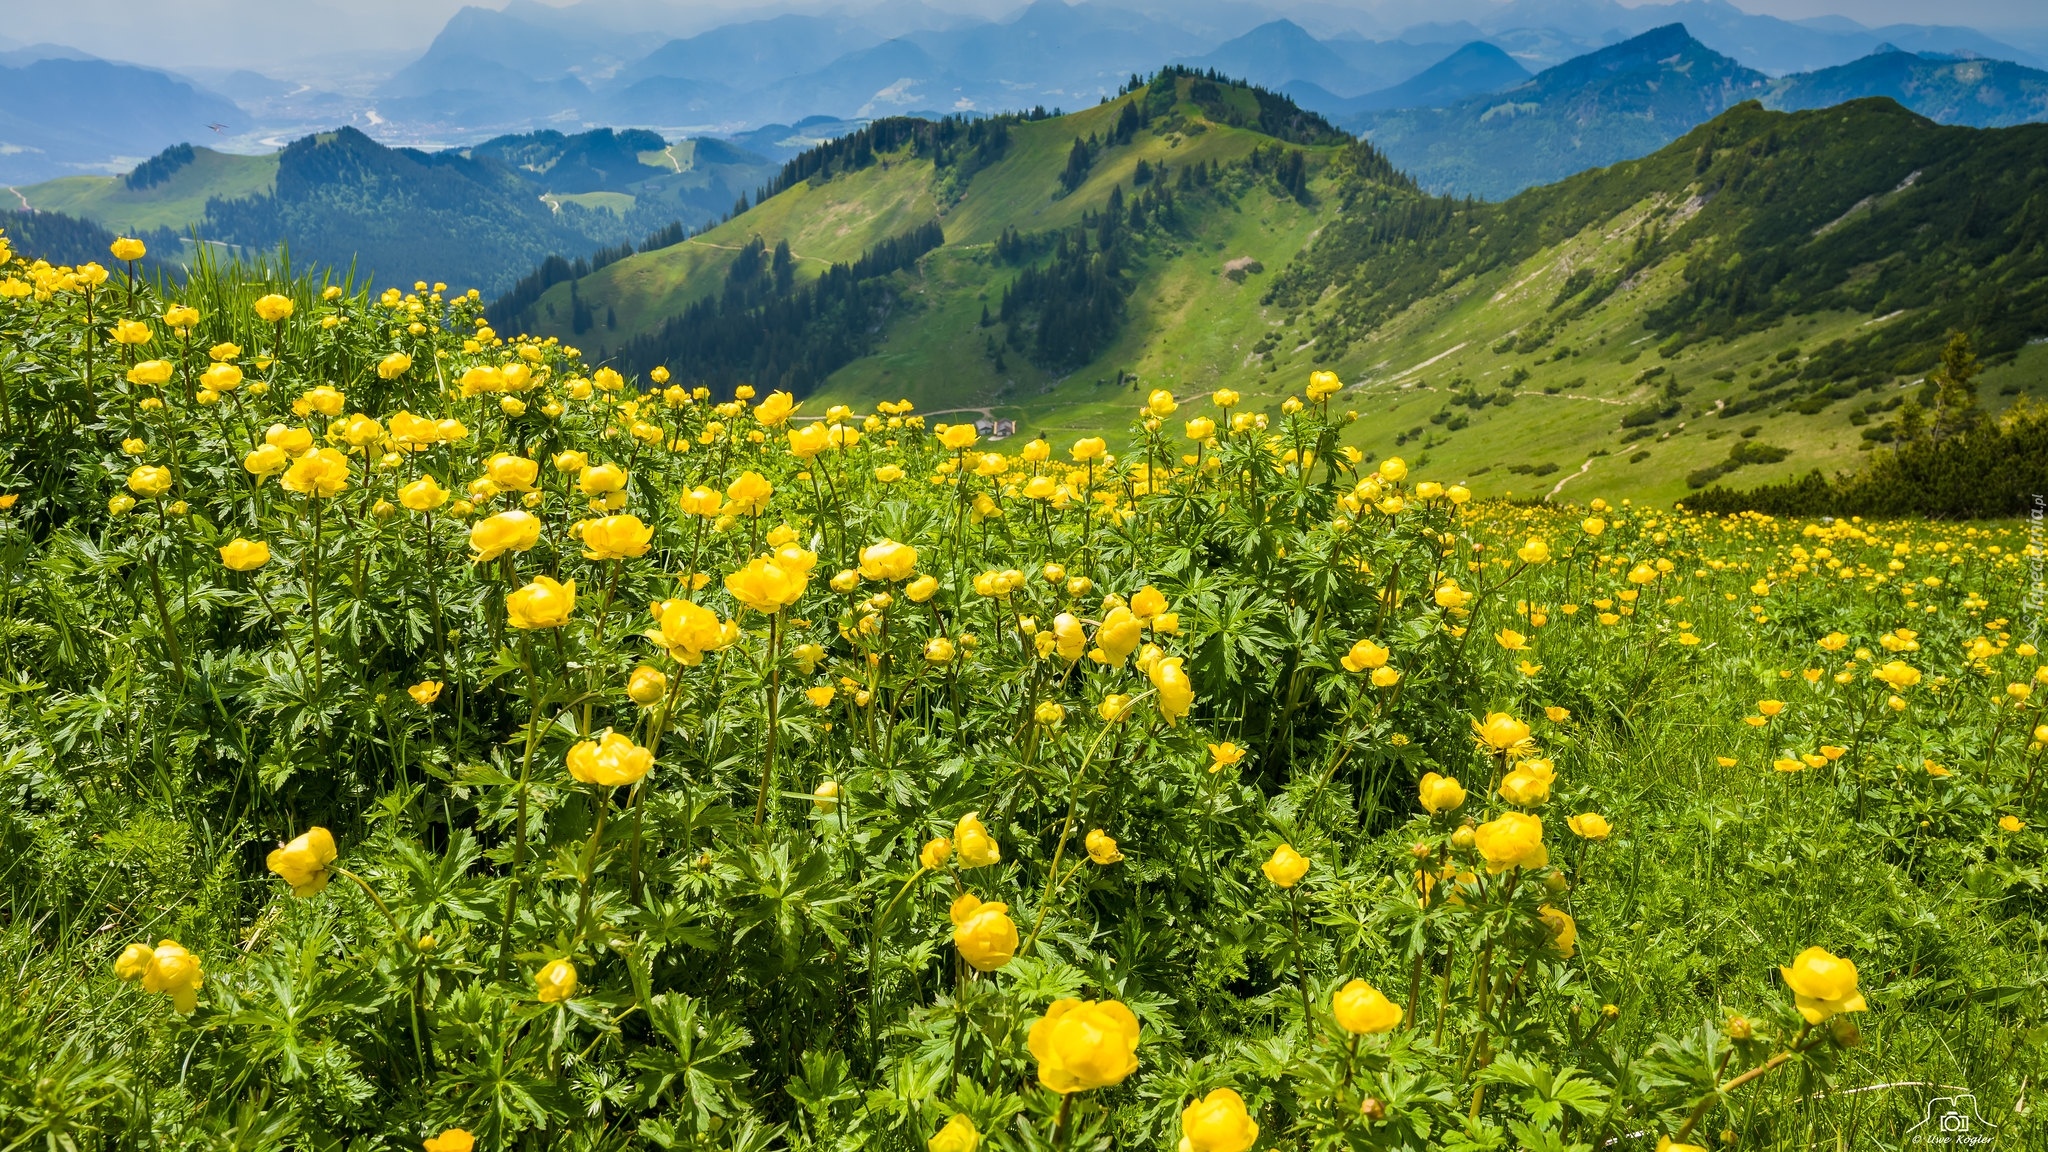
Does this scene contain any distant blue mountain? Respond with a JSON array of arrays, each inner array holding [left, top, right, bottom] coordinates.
[[1765, 47, 2048, 128], [1288, 41, 1532, 121], [1356, 24, 1771, 199], [0, 57, 242, 183]]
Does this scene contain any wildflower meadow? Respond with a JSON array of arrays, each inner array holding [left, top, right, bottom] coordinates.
[[0, 233, 2041, 1151]]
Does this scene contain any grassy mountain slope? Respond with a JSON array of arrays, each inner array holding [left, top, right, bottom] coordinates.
[[13, 147, 277, 235], [17, 129, 773, 294], [491, 81, 2047, 504], [1207, 98, 2048, 503], [506, 74, 1347, 360], [820, 97, 2047, 505], [512, 153, 941, 349]]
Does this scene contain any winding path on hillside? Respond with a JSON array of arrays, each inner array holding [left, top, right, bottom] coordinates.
[[682, 237, 833, 266], [1546, 458, 1594, 501], [4, 187, 30, 212]]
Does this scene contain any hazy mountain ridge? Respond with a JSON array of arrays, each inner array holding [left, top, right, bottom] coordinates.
[[13, 126, 775, 295], [1355, 25, 1770, 199], [5, 0, 2043, 183], [1765, 49, 2048, 127]]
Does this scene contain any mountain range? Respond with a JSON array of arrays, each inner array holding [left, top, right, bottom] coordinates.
[[4, 0, 2045, 186], [11, 127, 775, 294], [1354, 25, 2048, 198], [466, 72, 2048, 504]]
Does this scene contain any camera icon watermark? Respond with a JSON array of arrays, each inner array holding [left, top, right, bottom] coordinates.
[[1906, 1093, 1998, 1147]]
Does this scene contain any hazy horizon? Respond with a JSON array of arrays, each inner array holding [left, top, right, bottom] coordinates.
[[7, 0, 2047, 74]]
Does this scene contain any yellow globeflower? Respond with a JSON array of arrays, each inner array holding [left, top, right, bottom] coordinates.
[[127, 465, 174, 497], [725, 470, 773, 514], [399, 475, 450, 511], [928, 1113, 979, 1152], [567, 730, 653, 787], [469, 510, 542, 562], [954, 811, 1001, 868], [1418, 772, 1465, 815], [1539, 905, 1577, 957], [1779, 946, 1866, 1023], [253, 293, 295, 323], [1567, 812, 1611, 840], [1150, 656, 1192, 725], [1051, 613, 1088, 661], [938, 423, 979, 450], [424, 1131, 475, 1152], [1473, 812, 1547, 873], [1378, 456, 1408, 482], [788, 422, 831, 458], [139, 940, 205, 1013], [534, 958, 578, 1003], [1872, 660, 1921, 690], [1517, 538, 1552, 564], [1341, 638, 1389, 672], [1331, 979, 1402, 1034], [1181, 1088, 1259, 1152], [920, 837, 953, 870], [1472, 711, 1532, 754], [1028, 998, 1141, 1093], [280, 448, 350, 498], [581, 514, 653, 560], [627, 665, 668, 706], [658, 598, 738, 664], [754, 389, 797, 426], [376, 351, 412, 379], [580, 462, 628, 496], [725, 552, 810, 614], [110, 236, 147, 262], [859, 538, 918, 581], [507, 576, 576, 629], [1085, 829, 1124, 864], [126, 359, 174, 386], [486, 453, 539, 493], [950, 893, 1018, 972], [265, 827, 338, 897], [1499, 759, 1556, 807], [1261, 843, 1309, 888], [1070, 436, 1108, 462], [1095, 607, 1144, 663], [219, 538, 271, 571], [109, 319, 152, 345], [267, 424, 315, 454]]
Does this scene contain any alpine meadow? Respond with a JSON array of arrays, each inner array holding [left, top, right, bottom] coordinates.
[[0, 8, 2046, 1152]]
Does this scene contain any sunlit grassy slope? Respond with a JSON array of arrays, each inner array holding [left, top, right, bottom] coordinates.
[[525, 86, 2048, 504], [526, 157, 941, 350], [17, 148, 278, 235]]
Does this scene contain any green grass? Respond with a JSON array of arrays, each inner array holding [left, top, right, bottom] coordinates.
[[15, 147, 277, 235], [541, 191, 635, 215], [526, 157, 941, 354]]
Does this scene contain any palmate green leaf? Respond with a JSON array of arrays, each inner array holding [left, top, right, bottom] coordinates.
[[632, 992, 753, 1126], [1480, 1055, 1611, 1128], [208, 929, 386, 1090]]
